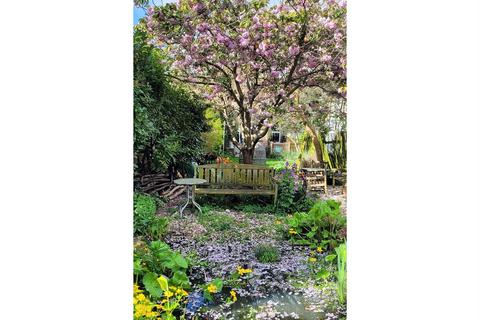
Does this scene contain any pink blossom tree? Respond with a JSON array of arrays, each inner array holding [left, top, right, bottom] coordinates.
[[146, 0, 346, 164]]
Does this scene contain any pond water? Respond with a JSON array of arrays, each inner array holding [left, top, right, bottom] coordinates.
[[227, 293, 325, 320], [197, 291, 340, 320]]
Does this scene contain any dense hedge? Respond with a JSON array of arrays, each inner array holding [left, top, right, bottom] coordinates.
[[134, 27, 209, 175]]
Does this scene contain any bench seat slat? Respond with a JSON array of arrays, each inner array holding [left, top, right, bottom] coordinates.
[[194, 188, 276, 195]]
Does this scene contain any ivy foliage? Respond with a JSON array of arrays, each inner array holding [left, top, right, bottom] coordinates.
[[134, 27, 209, 174]]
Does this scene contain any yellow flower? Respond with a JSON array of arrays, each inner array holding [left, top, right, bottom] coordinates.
[[230, 290, 237, 302], [289, 228, 297, 235], [164, 290, 173, 298], [134, 284, 143, 294], [137, 303, 153, 312], [317, 246, 323, 253], [275, 220, 282, 225], [135, 303, 148, 314], [207, 284, 217, 293], [237, 266, 253, 276], [176, 288, 188, 297], [146, 311, 157, 317], [136, 293, 146, 301], [308, 257, 317, 263]]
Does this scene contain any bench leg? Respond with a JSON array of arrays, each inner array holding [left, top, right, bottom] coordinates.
[[274, 185, 278, 208], [324, 175, 328, 195]]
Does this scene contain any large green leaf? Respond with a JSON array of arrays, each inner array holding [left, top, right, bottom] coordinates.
[[171, 271, 190, 289], [143, 272, 163, 298], [162, 257, 176, 270], [325, 254, 337, 262], [317, 269, 330, 279], [174, 254, 188, 269], [156, 275, 169, 292]]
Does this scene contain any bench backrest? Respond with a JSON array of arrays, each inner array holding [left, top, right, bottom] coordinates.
[[196, 164, 275, 188]]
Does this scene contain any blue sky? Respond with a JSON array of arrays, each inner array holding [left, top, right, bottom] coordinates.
[[134, 0, 175, 24], [134, 0, 281, 24]]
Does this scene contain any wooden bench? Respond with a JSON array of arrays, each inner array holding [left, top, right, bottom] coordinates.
[[193, 164, 278, 204]]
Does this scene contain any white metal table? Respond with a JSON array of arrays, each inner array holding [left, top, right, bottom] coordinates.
[[173, 178, 207, 217]]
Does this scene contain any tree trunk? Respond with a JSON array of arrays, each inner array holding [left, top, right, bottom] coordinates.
[[241, 148, 254, 164], [305, 124, 325, 168]]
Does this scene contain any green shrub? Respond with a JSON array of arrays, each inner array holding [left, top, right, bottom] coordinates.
[[133, 240, 190, 319], [134, 193, 169, 240], [287, 199, 346, 250], [295, 195, 316, 212], [134, 240, 190, 290], [274, 162, 313, 215], [134, 193, 156, 216], [275, 163, 301, 214], [133, 193, 156, 234], [134, 28, 209, 175], [254, 244, 280, 263]]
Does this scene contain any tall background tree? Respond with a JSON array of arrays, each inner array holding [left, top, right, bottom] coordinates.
[[294, 89, 346, 168], [134, 27, 209, 175], [145, 0, 346, 163]]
